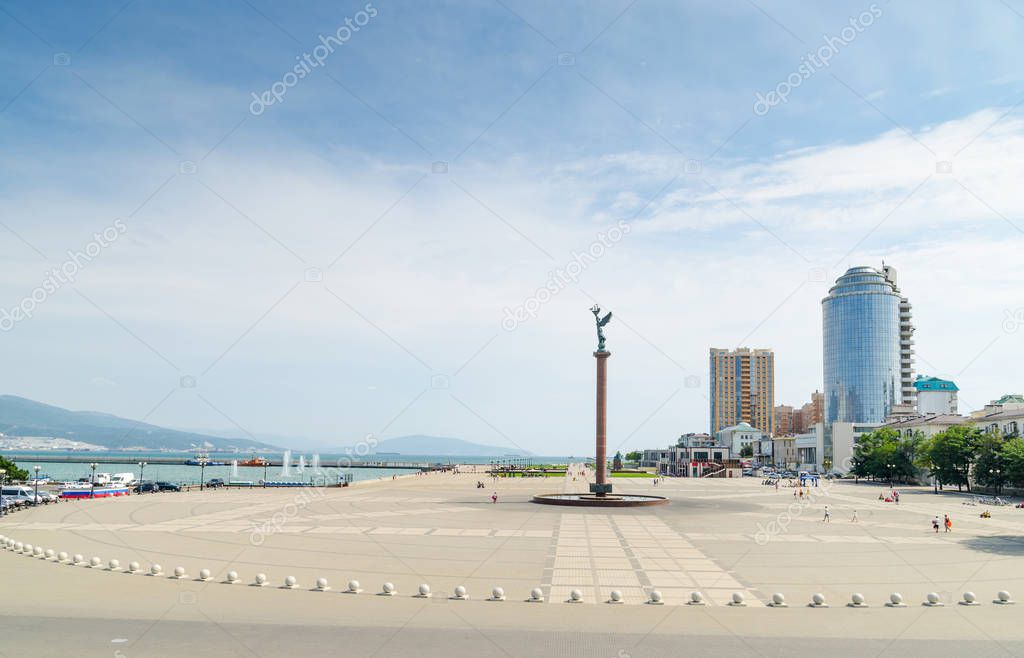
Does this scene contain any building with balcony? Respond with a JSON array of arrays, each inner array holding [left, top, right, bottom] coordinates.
[[709, 347, 775, 435]]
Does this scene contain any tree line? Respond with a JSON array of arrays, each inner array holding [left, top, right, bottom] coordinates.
[[851, 425, 1024, 493]]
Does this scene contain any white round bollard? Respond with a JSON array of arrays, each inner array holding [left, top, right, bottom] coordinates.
[[415, 583, 431, 598], [173, 566, 188, 580], [769, 592, 787, 607], [57, 551, 69, 563], [72, 553, 84, 566], [23, 543, 33, 554], [689, 591, 706, 606], [316, 577, 330, 591], [128, 561, 140, 574], [198, 568, 212, 582], [89, 556, 102, 568], [729, 591, 747, 607], [108, 559, 120, 571], [567, 589, 583, 603], [253, 573, 267, 587], [924, 592, 943, 607], [527, 587, 544, 603], [607, 589, 623, 604], [283, 575, 298, 589], [225, 570, 239, 584], [887, 592, 906, 607], [380, 582, 396, 596], [346, 580, 362, 594], [648, 590, 664, 605], [44, 549, 55, 560], [452, 585, 468, 600], [150, 564, 163, 576], [995, 590, 1016, 605], [849, 592, 867, 608], [33, 546, 43, 557], [810, 593, 828, 608], [490, 587, 505, 601], [960, 591, 979, 606]]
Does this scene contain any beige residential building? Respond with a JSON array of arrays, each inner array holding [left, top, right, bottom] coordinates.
[[709, 347, 774, 435], [796, 390, 824, 432], [774, 405, 795, 436]]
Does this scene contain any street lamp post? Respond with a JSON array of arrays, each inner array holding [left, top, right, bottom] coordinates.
[[138, 461, 147, 492], [887, 463, 896, 488], [89, 462, 98, 498], [263, 462, 268, 488], [33, 465, 40, 505], [198, 455, 208, 491], [990, 468, 1003, 495], [0, 468, 6, 516]]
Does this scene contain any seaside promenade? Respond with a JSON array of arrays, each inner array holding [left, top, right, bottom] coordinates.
[[3, 468, 1024, 656]]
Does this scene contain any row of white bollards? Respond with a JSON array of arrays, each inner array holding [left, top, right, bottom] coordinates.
[[0, 534, 1017, 606], [763, 590, 1017, 607]]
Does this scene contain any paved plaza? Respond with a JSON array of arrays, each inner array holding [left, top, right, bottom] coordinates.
[[4, 470, 1024, 656]]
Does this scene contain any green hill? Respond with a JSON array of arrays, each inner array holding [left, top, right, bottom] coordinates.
[[0, 395, 277, 451]]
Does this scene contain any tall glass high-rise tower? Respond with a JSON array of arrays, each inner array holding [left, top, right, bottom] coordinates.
[[822, 266, 908, 425]]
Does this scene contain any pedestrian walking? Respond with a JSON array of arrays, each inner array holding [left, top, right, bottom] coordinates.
[[823, 505, 831, 523], [944, 514, 952, 533], [932, 515, 940, 533], [851, 509, 858, 523], [491, 492, 497, 504]]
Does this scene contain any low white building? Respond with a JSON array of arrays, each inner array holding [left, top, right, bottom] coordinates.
[[881, 413, 967, 439], [715, 422, 764, 458]]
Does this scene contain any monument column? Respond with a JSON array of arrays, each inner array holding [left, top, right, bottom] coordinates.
[[592, 350, 612, 496]]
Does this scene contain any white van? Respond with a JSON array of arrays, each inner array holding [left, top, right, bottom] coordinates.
[[108, 473, 135, 487], [1, 486, 39, 505]]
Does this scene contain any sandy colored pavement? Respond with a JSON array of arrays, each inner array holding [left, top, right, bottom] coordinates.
[[3, 470, 1024, 656]]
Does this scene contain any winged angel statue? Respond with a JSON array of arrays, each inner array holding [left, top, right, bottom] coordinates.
[[590, 305, 612, 352]]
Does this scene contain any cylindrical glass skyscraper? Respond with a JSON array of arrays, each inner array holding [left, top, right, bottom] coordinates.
[[822, 266, 902, 425]]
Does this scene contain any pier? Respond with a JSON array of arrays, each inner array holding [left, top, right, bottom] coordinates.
[[7, 454, 443, 470]]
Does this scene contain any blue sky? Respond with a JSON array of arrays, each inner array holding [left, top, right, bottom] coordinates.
[[2, 0, 1024, 453]]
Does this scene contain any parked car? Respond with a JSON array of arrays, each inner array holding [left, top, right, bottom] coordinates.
[[132, 481, 159, 493], [1, 486, 38, 506], [206, 478, 225, 488], [156, 481, 181, 492]]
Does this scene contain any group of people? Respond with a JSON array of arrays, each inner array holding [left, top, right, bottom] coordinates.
[[821, 505, 857, 523], [878, 490, 900, 504], [932, 514, 952, 532]]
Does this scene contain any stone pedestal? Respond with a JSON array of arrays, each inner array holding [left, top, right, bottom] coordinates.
[[590, 350, 612, 497]]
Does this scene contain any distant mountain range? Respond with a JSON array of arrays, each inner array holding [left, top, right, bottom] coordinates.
[[368, 435, 532, 457], [0, 395, 278, 451]]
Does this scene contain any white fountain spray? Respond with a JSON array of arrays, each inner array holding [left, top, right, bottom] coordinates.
[[311, 453, 321, 473], [231, 460, 239, 478], [280, 450, 292, 477], [297, 455, 306, 473]]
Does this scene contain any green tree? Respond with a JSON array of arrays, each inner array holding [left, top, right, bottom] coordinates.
[[0, 455, 29, 481], [851, 428, 914, 483], [624, 451, 642, 465], [1001, 437, 1024, 489], [974, 431, 1008, 494], [925, 425, 981, 492], [740, 444, 753, 458]]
